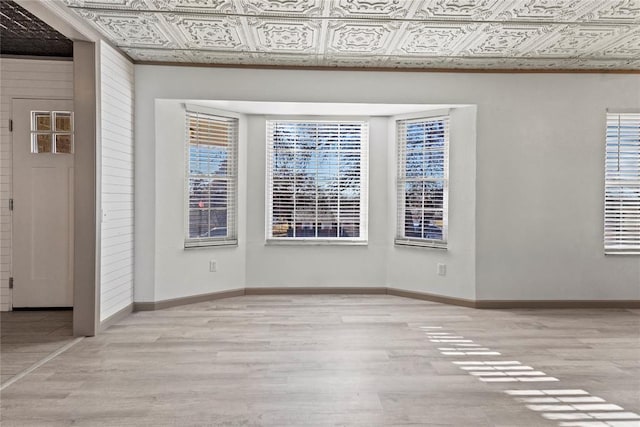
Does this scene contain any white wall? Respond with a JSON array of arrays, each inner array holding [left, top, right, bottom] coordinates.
[[386, 106, 477, 300], [135, 65, 640, 302], [474, 76, 640, 300], [145, 100, 247, 302], [245, 115, 388, 288], [0, 58, 74, 311], [99, 42, 135, 320]]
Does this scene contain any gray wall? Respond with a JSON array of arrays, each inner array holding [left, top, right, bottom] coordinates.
[[135, 65, 640, 302]]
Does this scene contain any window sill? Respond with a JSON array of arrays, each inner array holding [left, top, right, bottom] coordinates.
[[394, 239, 447, 250], [266, 239, 367, 246], [185, 239, 238, 249], [604, 250, 640, 255]]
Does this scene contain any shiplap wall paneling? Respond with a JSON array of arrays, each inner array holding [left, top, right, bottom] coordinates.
[[99, 43, 135, 321], [0, 58, 74, 311]]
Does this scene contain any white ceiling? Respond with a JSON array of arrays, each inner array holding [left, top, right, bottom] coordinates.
[[61, 0, 640, 70]]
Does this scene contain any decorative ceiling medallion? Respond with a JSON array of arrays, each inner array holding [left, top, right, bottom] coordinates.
[[253, 20, 319, 52], [169, 15, 245, 49], [328, 22, 394, 53]]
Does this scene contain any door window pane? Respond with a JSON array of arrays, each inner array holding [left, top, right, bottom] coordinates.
[[55, 112, 72, 132], [34, 134, 52, 153], [33, 112, 51, 131], [55, 134, 73, 154]]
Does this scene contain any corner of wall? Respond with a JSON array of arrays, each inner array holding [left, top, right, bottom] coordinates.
[[133, 66, 156, 303]]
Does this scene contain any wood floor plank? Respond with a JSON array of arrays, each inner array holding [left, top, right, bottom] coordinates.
[[1, 295, 638, 426]]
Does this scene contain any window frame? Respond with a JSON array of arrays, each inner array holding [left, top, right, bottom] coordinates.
[[184, 106, 239, 249], [604, 111, 640, 255], [394, 114, 450, 250], [265, 117, 369, 245]]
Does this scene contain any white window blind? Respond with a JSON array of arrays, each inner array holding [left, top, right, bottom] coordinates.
[[396, 116, 449, 248], [605, 112, 640, 254], [185, 110, 238, 247], [266, 120, 368, 242]]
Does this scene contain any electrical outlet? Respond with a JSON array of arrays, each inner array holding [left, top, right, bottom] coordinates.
[[437, 263, 446, 276], [209, 260, 217, 272]]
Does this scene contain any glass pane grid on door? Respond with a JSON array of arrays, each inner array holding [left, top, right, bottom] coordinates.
[[30, 111, 74, 154]]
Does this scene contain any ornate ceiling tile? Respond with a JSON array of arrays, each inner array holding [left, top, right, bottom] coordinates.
[[121, 47, 194, 61], [601, 29, 640, 56], [249, 19, 320, 53], [251, 53, 319, 66], [327, 22, 396, 53], [167, 15, 248, 50], [415, 0, 508, 20], [533, 25, 626, 57], [322, 55, 388, 68], [329, 0, 411, 19], [573, 57, 640, 68], [497, 0, 598, 22], [446, 56, 582, 69], [75, 10, 175, 47], [445, 57, 518, 68], [60, 0, 640, 69], [236, 0, 325, 16], [589, 0, 640, 22], [150, 0, 237, 13], [187, 50, 256, 64], [62, 0, 148, 8], [460, 24, 551, 56], [396, 23, 477, 55], [386, 56, 456, 68]]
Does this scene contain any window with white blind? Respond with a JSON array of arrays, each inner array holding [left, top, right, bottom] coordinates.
[[395, 116, 449, 248], [605, 112, 640, 254], [185, 110, 238, 247], [266, 120, 368, 243]]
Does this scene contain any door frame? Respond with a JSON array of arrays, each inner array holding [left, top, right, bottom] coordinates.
[[8, 43, 101, 336], [71, 41, 101, 337]]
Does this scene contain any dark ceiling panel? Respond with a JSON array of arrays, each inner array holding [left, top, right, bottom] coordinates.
[[0, 0, 73, 57]]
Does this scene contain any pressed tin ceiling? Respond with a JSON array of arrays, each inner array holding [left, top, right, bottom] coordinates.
[[0, 1, 73, 57], [60, 0, 640, 70]]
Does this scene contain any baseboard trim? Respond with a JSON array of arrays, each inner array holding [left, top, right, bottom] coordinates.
[[475, 299, 640, 309], [133, 288, 245, 311], [99, 303, 133, 332], [130, 287, 640, 311], [245, 286, 387, 295], [386, 288, 477, 308]]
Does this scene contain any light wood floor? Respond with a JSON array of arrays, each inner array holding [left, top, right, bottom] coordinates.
[[1, 295, 639, 426], [0, 310, 74, 385]]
